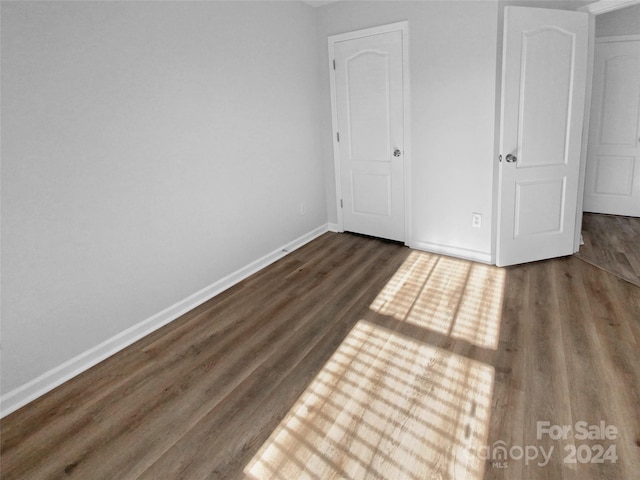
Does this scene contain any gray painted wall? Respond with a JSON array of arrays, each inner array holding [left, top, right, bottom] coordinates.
[[596, 4, 640, 36], [1, 1, 325, 396], [318, 1, 499, 259]]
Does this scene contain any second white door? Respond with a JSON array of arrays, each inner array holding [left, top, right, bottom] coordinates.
[[583, 37, 640, 217], [331, 25, 406, 242]]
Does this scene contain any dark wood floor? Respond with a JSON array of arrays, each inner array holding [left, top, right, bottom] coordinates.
[[1, 232, 639, 479], [578, 213, 640, 287]]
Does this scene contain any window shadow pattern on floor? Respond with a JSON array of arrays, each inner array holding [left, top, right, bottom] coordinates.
[[245, 251, 506, 479]]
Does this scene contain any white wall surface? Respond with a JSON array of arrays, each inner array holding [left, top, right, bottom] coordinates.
[[1, 0, 597, 413], [1, 1, 325, 398], [318, 1, 500, 261], [596, 4, 640, 36]]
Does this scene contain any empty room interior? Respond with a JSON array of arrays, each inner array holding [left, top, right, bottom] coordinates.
[[1, 0, 639, 478]]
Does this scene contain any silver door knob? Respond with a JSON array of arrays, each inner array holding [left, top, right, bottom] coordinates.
[[393, 149, 402, 157], [505, 153, 517, 163]]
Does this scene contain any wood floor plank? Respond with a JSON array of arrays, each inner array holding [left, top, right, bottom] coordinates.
[[482, 263, 527, 480], [2, 230, 639, 480], [94, 236, 390, 479], [578, 213, 640, 287], [554, 258, 629, 480], [579, 263, 640, 480], [134, 237, 409, 480], [520, 260, 576, 480]]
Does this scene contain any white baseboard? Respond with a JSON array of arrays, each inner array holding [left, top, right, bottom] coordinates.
[[0, 224, 329, 418], [409, 239, 493, 265], [327, 222, 341, 233]]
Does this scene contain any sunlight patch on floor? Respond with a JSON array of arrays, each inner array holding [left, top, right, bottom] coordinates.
[[370, 251, 505, 350], [244, 320, 494, 480]]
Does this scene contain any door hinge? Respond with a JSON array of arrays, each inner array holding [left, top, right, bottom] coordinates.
[[333, 59, 336, 70], [499, 154, 503, 163], [340, 199, 343, 208], [336, 132, 340, 142]]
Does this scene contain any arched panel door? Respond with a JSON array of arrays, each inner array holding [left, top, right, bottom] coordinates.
[[497, 7, 589, 266]]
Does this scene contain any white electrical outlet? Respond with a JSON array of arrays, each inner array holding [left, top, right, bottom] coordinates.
[[300, 203, 306, 215], [472, 213, 482, 228]]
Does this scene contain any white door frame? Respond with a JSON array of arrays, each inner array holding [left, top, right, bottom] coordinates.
[[328, 21, 412, 244], [574, 0, 640, 250]]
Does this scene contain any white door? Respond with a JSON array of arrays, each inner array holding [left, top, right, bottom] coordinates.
[[583, 38, 640, 217], [497, 7, 589, 267], [330, 24, 407, 242]]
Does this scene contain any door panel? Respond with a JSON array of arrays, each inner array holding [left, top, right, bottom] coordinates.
[[595, 156, 635, 195], [497, 7, 588, 267], [600, 54, 639, 146], [347, 51, 391, 161], [515, 179, 566, 236], [583, 39, 640, 217], [352, 172, 391, 216], [333, 28, 405, 242], [518, 28, 574, 168]]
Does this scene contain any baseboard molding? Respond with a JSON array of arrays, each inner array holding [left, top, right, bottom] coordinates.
[[409, 239, 493, 265], [327, 222, 341, 233], [0, 224, 329, 418]]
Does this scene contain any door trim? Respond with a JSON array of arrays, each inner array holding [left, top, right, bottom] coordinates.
[[328, 21, 411, 244]]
